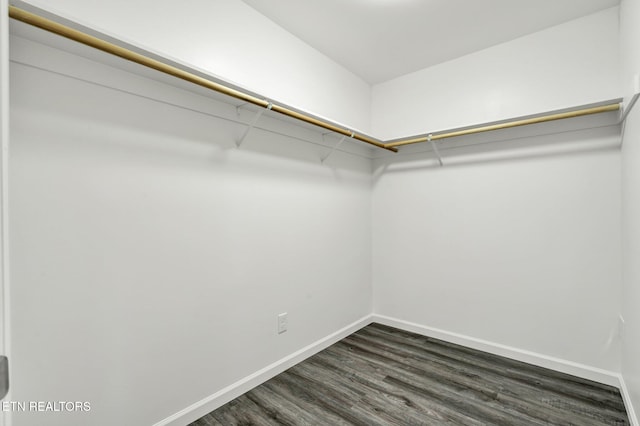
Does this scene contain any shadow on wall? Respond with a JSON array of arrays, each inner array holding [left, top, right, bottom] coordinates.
[[11, 58, 374, 185]]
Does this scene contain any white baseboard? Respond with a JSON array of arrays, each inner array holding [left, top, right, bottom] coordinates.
[[374, 315, 640, 424], [371, 314, 620, 387], [153, 314, 373, 426], [619, 374, 639, 426], [155, 313, 631, 426]]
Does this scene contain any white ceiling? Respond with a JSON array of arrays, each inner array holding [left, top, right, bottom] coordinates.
[[240, 0, 620, 84]]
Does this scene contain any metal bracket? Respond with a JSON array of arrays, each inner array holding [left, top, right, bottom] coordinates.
[[428, 134, 443, 166], [236, 102, 272, 147], [0, 356, 8, 400], [235, 103, 249, 116], [620, 92, 640, 124], [321, 132, 354, 164]]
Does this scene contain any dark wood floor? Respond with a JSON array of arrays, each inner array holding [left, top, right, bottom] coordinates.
[[189, 323, 629, 425]]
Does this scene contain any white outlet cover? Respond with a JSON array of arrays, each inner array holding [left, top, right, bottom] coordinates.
[[277, 312, 288, 334]]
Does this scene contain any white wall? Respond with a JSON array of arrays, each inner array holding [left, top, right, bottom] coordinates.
[[620, 0, 640, 423], [372, 7, 621, 140], [8, 35, 372, 426], [16, 0, 372, 133], [372, 133, 622, 374], [370, 7, 625, 381]]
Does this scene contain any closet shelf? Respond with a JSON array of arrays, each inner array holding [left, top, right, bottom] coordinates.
[[8, 5, 395, 153], [8, 5, 635, 156], [387, 103, 621, 148]]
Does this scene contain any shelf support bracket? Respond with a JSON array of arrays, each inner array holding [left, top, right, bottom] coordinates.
[[428, 134, 443, 166], [321, 132, 354, 164], [620, 93, 640, 124], [236, 102, 272, 147]]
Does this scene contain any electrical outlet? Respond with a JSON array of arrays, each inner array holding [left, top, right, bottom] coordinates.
[[277, 312, 288, 334]]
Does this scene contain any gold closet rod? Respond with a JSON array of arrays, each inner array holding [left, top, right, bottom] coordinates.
[[8, 6, 621, 153], [8, 6, 396, 153], [386, 103, 620, 148]]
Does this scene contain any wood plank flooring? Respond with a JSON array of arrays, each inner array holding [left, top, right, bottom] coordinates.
[[189, 323, 629, 425]]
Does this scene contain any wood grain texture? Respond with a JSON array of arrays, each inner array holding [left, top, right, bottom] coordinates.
[[189, 323, 629, 425]]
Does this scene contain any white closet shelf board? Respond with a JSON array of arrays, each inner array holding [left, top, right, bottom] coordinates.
[[8, 3, 633, 161], [9, 22, 378, 162], [373, 101, 623, 161], [8, 4, 384, 158]]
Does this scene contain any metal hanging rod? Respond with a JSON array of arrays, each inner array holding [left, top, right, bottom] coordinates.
[[386, 103, 621, 148], [8, 6, 625, 155], [8, 6, 396, 153]]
